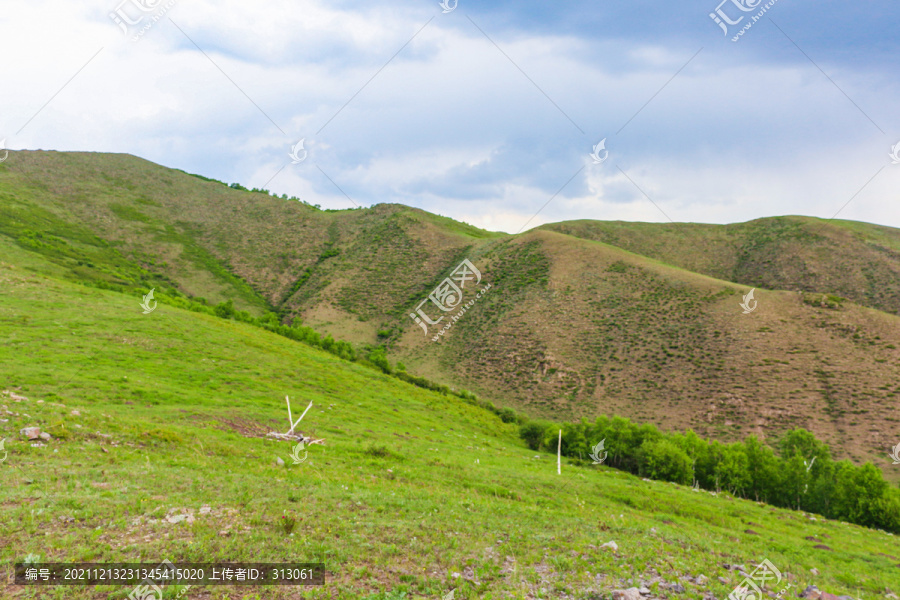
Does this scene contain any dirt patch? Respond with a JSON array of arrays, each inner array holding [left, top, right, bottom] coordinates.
[[215, 416, 274, 438]]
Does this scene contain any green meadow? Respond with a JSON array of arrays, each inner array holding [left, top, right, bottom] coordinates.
[[1, 240, 898, 599]]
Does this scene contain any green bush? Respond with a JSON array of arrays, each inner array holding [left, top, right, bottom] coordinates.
[[214, 299, 236, 319], [520, 421, 550, 451], [498, 407, 518, 424], [637, 439, 692, 484]]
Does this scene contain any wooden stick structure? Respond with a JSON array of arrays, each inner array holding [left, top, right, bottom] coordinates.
[[285, 395, 313, 435], [267, 396, 323, 443], [557, 429, 562, 475]]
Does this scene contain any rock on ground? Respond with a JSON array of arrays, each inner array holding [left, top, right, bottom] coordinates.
[[613, 588, 642, 600], [20, 427, 41, 440], [600, 541, 618, 551]]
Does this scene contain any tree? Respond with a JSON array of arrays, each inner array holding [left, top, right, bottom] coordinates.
[[715, 444, 751, 497], [561, 422, 588, 460], [520, 421, 551, 451], [637, 439, 692, 484], [743, 435, 780, 503]]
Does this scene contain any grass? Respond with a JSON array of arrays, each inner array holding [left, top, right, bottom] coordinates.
[[1, 257, 899, 599], [3, 152, 900, 469], [538, 215, 900, 316]]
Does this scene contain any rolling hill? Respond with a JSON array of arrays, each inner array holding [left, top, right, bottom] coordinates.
[[1, 241, 898, 599], [538, 218, 900, 316], [1, 150, 898, 469]]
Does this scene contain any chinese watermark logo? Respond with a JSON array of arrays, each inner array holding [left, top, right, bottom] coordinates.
[[289, 441, 308, 465], [0, 438, 7, 464], [590, 139, 609, 164], [409, 258, 491, 341], [439, 0, 457, 13], [710, 0, 779, 42], [289, 139, 308, 164], [589, 439, 608, 464], [128, 559, 190, 600], [0, 139, 8, 163], [728, 559, 792, 600], [890, 142, 900, 165], [890, 442, 900, 465], [740, 288, 757, 314], [109, 0, 178, 42], [141, 289, 157, 314]]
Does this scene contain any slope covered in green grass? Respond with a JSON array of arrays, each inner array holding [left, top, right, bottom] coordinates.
[[1, 251, 898, 599], [2, 150, 900, 477]]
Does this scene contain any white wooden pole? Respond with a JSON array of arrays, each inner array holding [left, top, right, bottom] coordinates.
[[287, 400, 314, 435], [557, 429, 562, 475]]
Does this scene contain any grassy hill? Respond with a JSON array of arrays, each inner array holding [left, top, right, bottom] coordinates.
[[1, 248, 899, 599], [1, 150, 899, 470], [538, 217, 900, 317]]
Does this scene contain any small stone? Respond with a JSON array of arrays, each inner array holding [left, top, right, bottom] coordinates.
[[718, 577, 729, 585], [166, 512, 194, 524], [639, 587, 652, 595], [199, 505, 211, 515], [39, 432, 51, 441], [20, 427, 41, 440], [800, 585, 821, 600], [600, 541, 618, 551], [885, 594, 898, 600], [71, 410, 81, 416], [669, 583, 685, 594], [613, 588, 643, 600], [810, 568, 819, 576], [696, 575, 708, 585], [276, 456, 285, 467], [218, 530, 230, 537]]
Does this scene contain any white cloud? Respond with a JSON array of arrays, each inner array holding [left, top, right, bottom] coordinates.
[[1, 0, 898, 233]]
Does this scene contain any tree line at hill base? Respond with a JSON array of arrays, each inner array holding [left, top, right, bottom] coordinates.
[[520, 416, 900, 533]]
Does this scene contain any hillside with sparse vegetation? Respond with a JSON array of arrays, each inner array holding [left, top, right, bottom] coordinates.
[[2, 241, 900, 599], [1, 150, 899, 470]]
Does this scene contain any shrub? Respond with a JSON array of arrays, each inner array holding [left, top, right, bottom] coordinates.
[[520, 421, 550, 451], [637, 439, 692, 484], [498, 407, 518, 424], [214, 299, 235, 319]]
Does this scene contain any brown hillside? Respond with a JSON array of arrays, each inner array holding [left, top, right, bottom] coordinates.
[[2, 150, 898, 468]]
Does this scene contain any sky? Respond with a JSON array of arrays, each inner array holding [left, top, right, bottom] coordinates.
[[2, 0, 899, 233]]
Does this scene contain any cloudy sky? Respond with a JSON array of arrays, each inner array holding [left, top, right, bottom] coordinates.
[[2, 0, 899, 233]]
